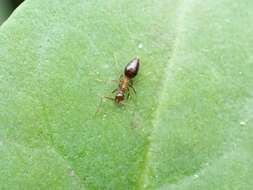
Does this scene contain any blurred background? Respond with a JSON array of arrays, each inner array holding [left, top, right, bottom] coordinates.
[[0, 0, 24, 25]]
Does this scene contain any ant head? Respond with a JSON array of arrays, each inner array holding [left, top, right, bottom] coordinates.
[[115, 93, 124, 103], [124, 58, 140, 79]]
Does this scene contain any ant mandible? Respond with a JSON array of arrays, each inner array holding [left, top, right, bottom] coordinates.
[[106, 57, 140, 104]]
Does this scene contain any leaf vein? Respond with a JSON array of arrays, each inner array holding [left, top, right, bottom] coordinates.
[[137, 0, 194, 189]]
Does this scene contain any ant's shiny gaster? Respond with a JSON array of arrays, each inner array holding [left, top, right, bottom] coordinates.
[[95, 58, 140, 115], [114, 57, 140, 103]]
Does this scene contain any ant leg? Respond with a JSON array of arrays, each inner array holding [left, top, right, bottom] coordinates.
[[128, 81, 136, 94], [126, 87, 134, 100], [118, 100, 135, 110], [103, 96, 115, 101], [113, 53, 122, 78], [112, 88, 118, 93], [119, 74, 123, 81], [94, 96, 114, 116], [95, 96, 104, 116], [128, 80, 133, 87], [126, 91, 130, 99], [129, 85, 136, 94], [104, 96, 133, 109], [96, 78, 118, 84]]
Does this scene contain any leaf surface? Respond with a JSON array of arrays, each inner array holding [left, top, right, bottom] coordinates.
[[0, 0, 253, 189]]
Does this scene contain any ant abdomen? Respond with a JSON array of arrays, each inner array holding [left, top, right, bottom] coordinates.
[[124, 58, 140, 79]]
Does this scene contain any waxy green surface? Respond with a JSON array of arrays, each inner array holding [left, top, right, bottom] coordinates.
[[0, 0, 253, 189]]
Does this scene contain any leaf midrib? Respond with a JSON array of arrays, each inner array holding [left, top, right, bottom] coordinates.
[[137, 0, 195, 189]]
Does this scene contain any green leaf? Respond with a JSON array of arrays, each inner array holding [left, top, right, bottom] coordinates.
[[1, 0, 253, 189]]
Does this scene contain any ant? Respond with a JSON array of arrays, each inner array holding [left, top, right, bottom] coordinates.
[[105, 57, 140, 104]]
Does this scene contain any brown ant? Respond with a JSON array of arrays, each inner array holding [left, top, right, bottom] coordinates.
[[95, 57, 140, 116], [106, 57, 140, 104], [114, 57, 140, 103]]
